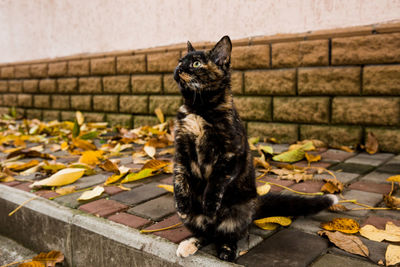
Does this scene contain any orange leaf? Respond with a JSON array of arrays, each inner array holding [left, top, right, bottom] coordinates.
[[99, 159, 120, 173], [72, 138, 96, 151], [321, 179, 344, 194], [8, 160, 40, 172], [320, 218, 360, 234], [365, 132, 378, 154], [79, 150, 104, 166], [305, 152, 321, 163]]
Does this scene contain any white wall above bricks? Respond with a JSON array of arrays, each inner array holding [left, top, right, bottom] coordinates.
[[1, 0, 400, 63]]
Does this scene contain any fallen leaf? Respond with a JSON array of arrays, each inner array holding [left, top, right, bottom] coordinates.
[[117, 184, 131, 191], [159, 147, 175, 156], [7, 149, 56, 160], [321, 179, 344, 194], [55, 186, 76, 195], [79, 150, 104, 166], [259, 145, 273, 155], [99, 159, 120, 173], [0, 174, 15, 182], [158, 184, 174, 193], [272, 148, 305, 162], [248, 137, 259, 145], [72, 138, 96, 151], [20, 163, 43, 176], [69, 163, 96, 176], [383, 194, 400, 209], [154, 107, 165, 123], [20, 250, 64, 267], [305, 152, 321, 163], [42, 163, 67, 174], [253, 216, 292, 230], [257, 183, 271, 196], [365, 132, 379, 154], [163, 162, 173, 173], [359, 222, 400, 242], [121, 168, 157, 183], [80, 131, 99, 140], [72, 120, 80, 138], [30, 168, 85, 188], [142, 159, 169, 170], [328, 204, 349, 212], [289, 141, 315, 152], [8, 160, 40, 172], [318, 230, 369, 257], [61, 141, 69, 151], [387, 175, 400, 183], [18, 261, 44, 267], [337, 146, 355, 153], [386, 244, 400, 266], [76, 111, 84, 125], [320, 218, 360, 234], [78, 186, 105, 201]]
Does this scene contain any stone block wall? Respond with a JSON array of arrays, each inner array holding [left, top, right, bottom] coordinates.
[[1, 23, 400, 152]]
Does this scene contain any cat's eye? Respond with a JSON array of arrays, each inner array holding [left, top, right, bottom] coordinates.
[[192, 61, 202, 68]]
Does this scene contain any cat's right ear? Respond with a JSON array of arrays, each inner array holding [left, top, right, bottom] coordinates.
[[187, 41, 196, 52]]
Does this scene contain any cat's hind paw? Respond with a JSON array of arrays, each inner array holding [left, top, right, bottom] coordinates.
[[176, 237, 199, 258]]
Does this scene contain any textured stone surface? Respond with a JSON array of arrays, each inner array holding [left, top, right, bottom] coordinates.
[[117, 55, 146, 74], [332, 33, 400, 65], [244, 69, 296, 95], [163, 74, 179, 94], [320, 149, 356, 163], [107, 114, 132, 127], [340, 190, 383, 216], [79, 77, 102, 93], [274, 97, 330, 123], [39, 79, 56, 93], [143, 214, 192, 243], [108, 212, 150, 229], [272, 40, 328, 68], [93, 95, 118, 112], [329, 163, 375, 175], [361, 215, 400, 229], [119, 95, 148, 114], [68, 60, 90, 76], [237, 229, 329, 266], [61, 111, 75, 121], [314, 171, 359, 184], [0, 81, 7, 92], [298, 67, 360, 95], [311, 253, 376, 267], [131, 75, 162, 94], [71, 95, 92, 111], [348, 181, 393, 195], [8, 80, 22, 93], [147, 52, 180, 72], [111, 182, 166, 206], [247, 122, 298, 143], [90, 57, 115, 75], [128, 194, 175, 220], [52, 95, 70, 109], [0, 66, 14, 78], [79, 199, 128, 217], [149, 95, 181, 115], [361, 171, 394, 184], [17, 94, 32, 107], [300, 125, 362, 147], [363, 65, 400, 95], [231, 71, 243, 95], [332, 97, 400, 126], [3, 94, 17, 107], [103, 76, 130, 93], [232, 45, 270, 69], [366, 128, 400, 153], [133, 116, 159, 127], [345, 152, 393, 166], [14, 65, 30, 78], [22, 80, 38, 93], [58, 78, 78, 93], [289, 181, 325, 193], [48, 62, 67, 77], [234, 96, 271, 120], [30, 63, 47, 78], [34, 95, 51, 108]]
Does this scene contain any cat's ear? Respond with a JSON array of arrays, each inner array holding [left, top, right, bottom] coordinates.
[[187, 41, 196, 52], [209, 36, 232, 66]]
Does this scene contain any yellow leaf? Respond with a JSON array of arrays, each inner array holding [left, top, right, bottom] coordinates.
[[386, 245, 400, 266], [0, 175, 15, 182], [79, 150, 104, 166], [8, 159, 40, 172], [20, 163, 43, 176], [259, 145, 273, 155], [383, 194, 400, 209], [30, 250, 64, 267], [61, 141, 69, 151], [305, 152, 321, 163], [99, 159, 120, 173], [253, 216, 292, 230], [69, 163, 96, 176], [121, 168, 156, 183], [337, 146, 355, 153], [154, 107, 165, 123], [318, 230, 369, 257], [104, 173, 126, 185], [117, 184, 131, 191], [158, 184, 174, 193], [76, 111, 84, 125], [320, 218, 360, 234], [42, 163, 67, 174], [253, 156, 270, 169], [19, 261, 45, 267], [289, 141, 315, 152], [387, 175, 400, 183], [365, 132, 378, 154], [256, 184, 271, 196], [73, 138, 96, 151], [159, 147, 175, 156], [30, 168, 85, 188], [359, 222, 400, 242], [55, 186, 76, 195], [272, 148, 305, 162], [78, 186, 104, 201], [144, 145, 156, 158], [142, 159, 169, 170]]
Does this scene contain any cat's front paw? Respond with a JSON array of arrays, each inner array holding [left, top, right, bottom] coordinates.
[[176, 238, 199, 258]]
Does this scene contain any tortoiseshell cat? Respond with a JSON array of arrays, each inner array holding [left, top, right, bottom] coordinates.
[[173, 36, 338, 261]]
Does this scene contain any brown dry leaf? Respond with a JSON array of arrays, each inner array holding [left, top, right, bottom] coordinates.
[[72, 138, 96, 151], [0, 173, 15, 182], [305, 152, 321, 163], [321, 179, 344, 194], [8, 159, 40, 172], [320, 218, 360, 234], [159, 147, 175, 156], [99, 159, 120, 173], [163, 162, 173, 174], [55, 186, 76, 195], [386, 244, 400, 266], [79, 150, 104, 166], [19, 261, 45, 267], [20, 250, 64, 267], [318, 230, 369, 257], [254, 155, 270, 169], [7, 149, 56, 160], [365, 132, 379, 155], [359, 222, 400, 242], [142, 159, 169, 170], [328, 204, 349, 212], [154, 107, 165, 123], [383, 194, 400, 209], [386, 175, 400, 183]]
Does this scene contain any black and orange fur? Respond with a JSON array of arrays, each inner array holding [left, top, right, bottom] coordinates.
[[173, 36, 337, 261]]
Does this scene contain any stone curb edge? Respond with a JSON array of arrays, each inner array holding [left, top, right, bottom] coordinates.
[[0, 184, 241, 267]]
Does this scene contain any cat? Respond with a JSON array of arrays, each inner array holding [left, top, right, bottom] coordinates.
[[172, 36, 338, 261]]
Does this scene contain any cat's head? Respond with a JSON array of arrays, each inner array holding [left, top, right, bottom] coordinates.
[[174, 36, 232, 95]]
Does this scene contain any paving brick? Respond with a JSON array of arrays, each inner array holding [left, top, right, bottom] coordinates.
[[116, 54, 146, 74], [290, 217, 322, 235], [363, 65, 400, 95], [131, 75, 162, 94], [298, 67, 360, 95], [119, 95, 148, 114], [51, 95, 70, 109], [103, 76, 130, 93], [35, 190, 59, 199], [127, 194, 175, 220], [244, 69, 296, 95], [93, 95, 118, 112], [274, 97, 330, 123], [237, 229, 329, 266], [348, 181, 393, 195], [90, 57, 115, 75], [231, 71, 243, 95], [272, 40, 328, 68], [14, 65, 30, 78], [53, 191, 101, 209], [163, 74, 179, 94], [289, 181, 325, 193], [23, 80, 38, 93], [235, 96, 271, 120], [70, 95, 91, 111], [361, 171, 393, 184], [1, 181, 21, 187], [345, 152, 394, 167], [232, 45, 270, 69], [106, 114, 132, 127], [8, 80, 22, 93], [79, 198, 128, 217], [0, 66, 14, 78], [39, 79, 56, 93], [340, 190, 383, 217], [311, 253, 377, 267], [376, 159, 400, 174], [79, 77, 102, 93], [14, 182, 33, 192], [149, 95, 181, 116], [258, 175, 295, 192], [293, 161, 332, 170], [30, 63, 47, 78], [361, 215, 400, 229], [107, 212, 150, 229], [142, 214, 192, 243], [314, 171, 359, 185], [329, 162, 375, 175], [247, 123, 298, 144], [103, 186, 125, 196], [57, 78, 78, 93], [147, 52, 180, 72], [43, 110, 60, 121], [320, 149, 356, 163], [332, 33, 400, 65], [25, 109, 42, 120], [202, 234, 263, 258], [48, 62, 67, 77], [68, 60, 90, 76], [69, 173, 110, 190], [110, 182, 167, 206], [159, 176, 173, 185], [366, 128, 400, 153], [34, 95, 50, 108]]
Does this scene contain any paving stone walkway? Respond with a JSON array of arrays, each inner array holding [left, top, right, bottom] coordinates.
[[1, 142, 400, 266]]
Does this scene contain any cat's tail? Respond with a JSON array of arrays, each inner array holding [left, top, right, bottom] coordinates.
[[254, 193, 338, 219]]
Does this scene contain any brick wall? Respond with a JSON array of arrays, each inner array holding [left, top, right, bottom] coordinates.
[[1, 23, 400, 152]]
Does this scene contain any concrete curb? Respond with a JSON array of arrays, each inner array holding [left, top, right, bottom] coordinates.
[[0, 184, 241, 267]]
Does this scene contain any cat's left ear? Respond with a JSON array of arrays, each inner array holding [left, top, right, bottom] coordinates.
[[187, 41, 196, 52], [209, 36, 232, 66]]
